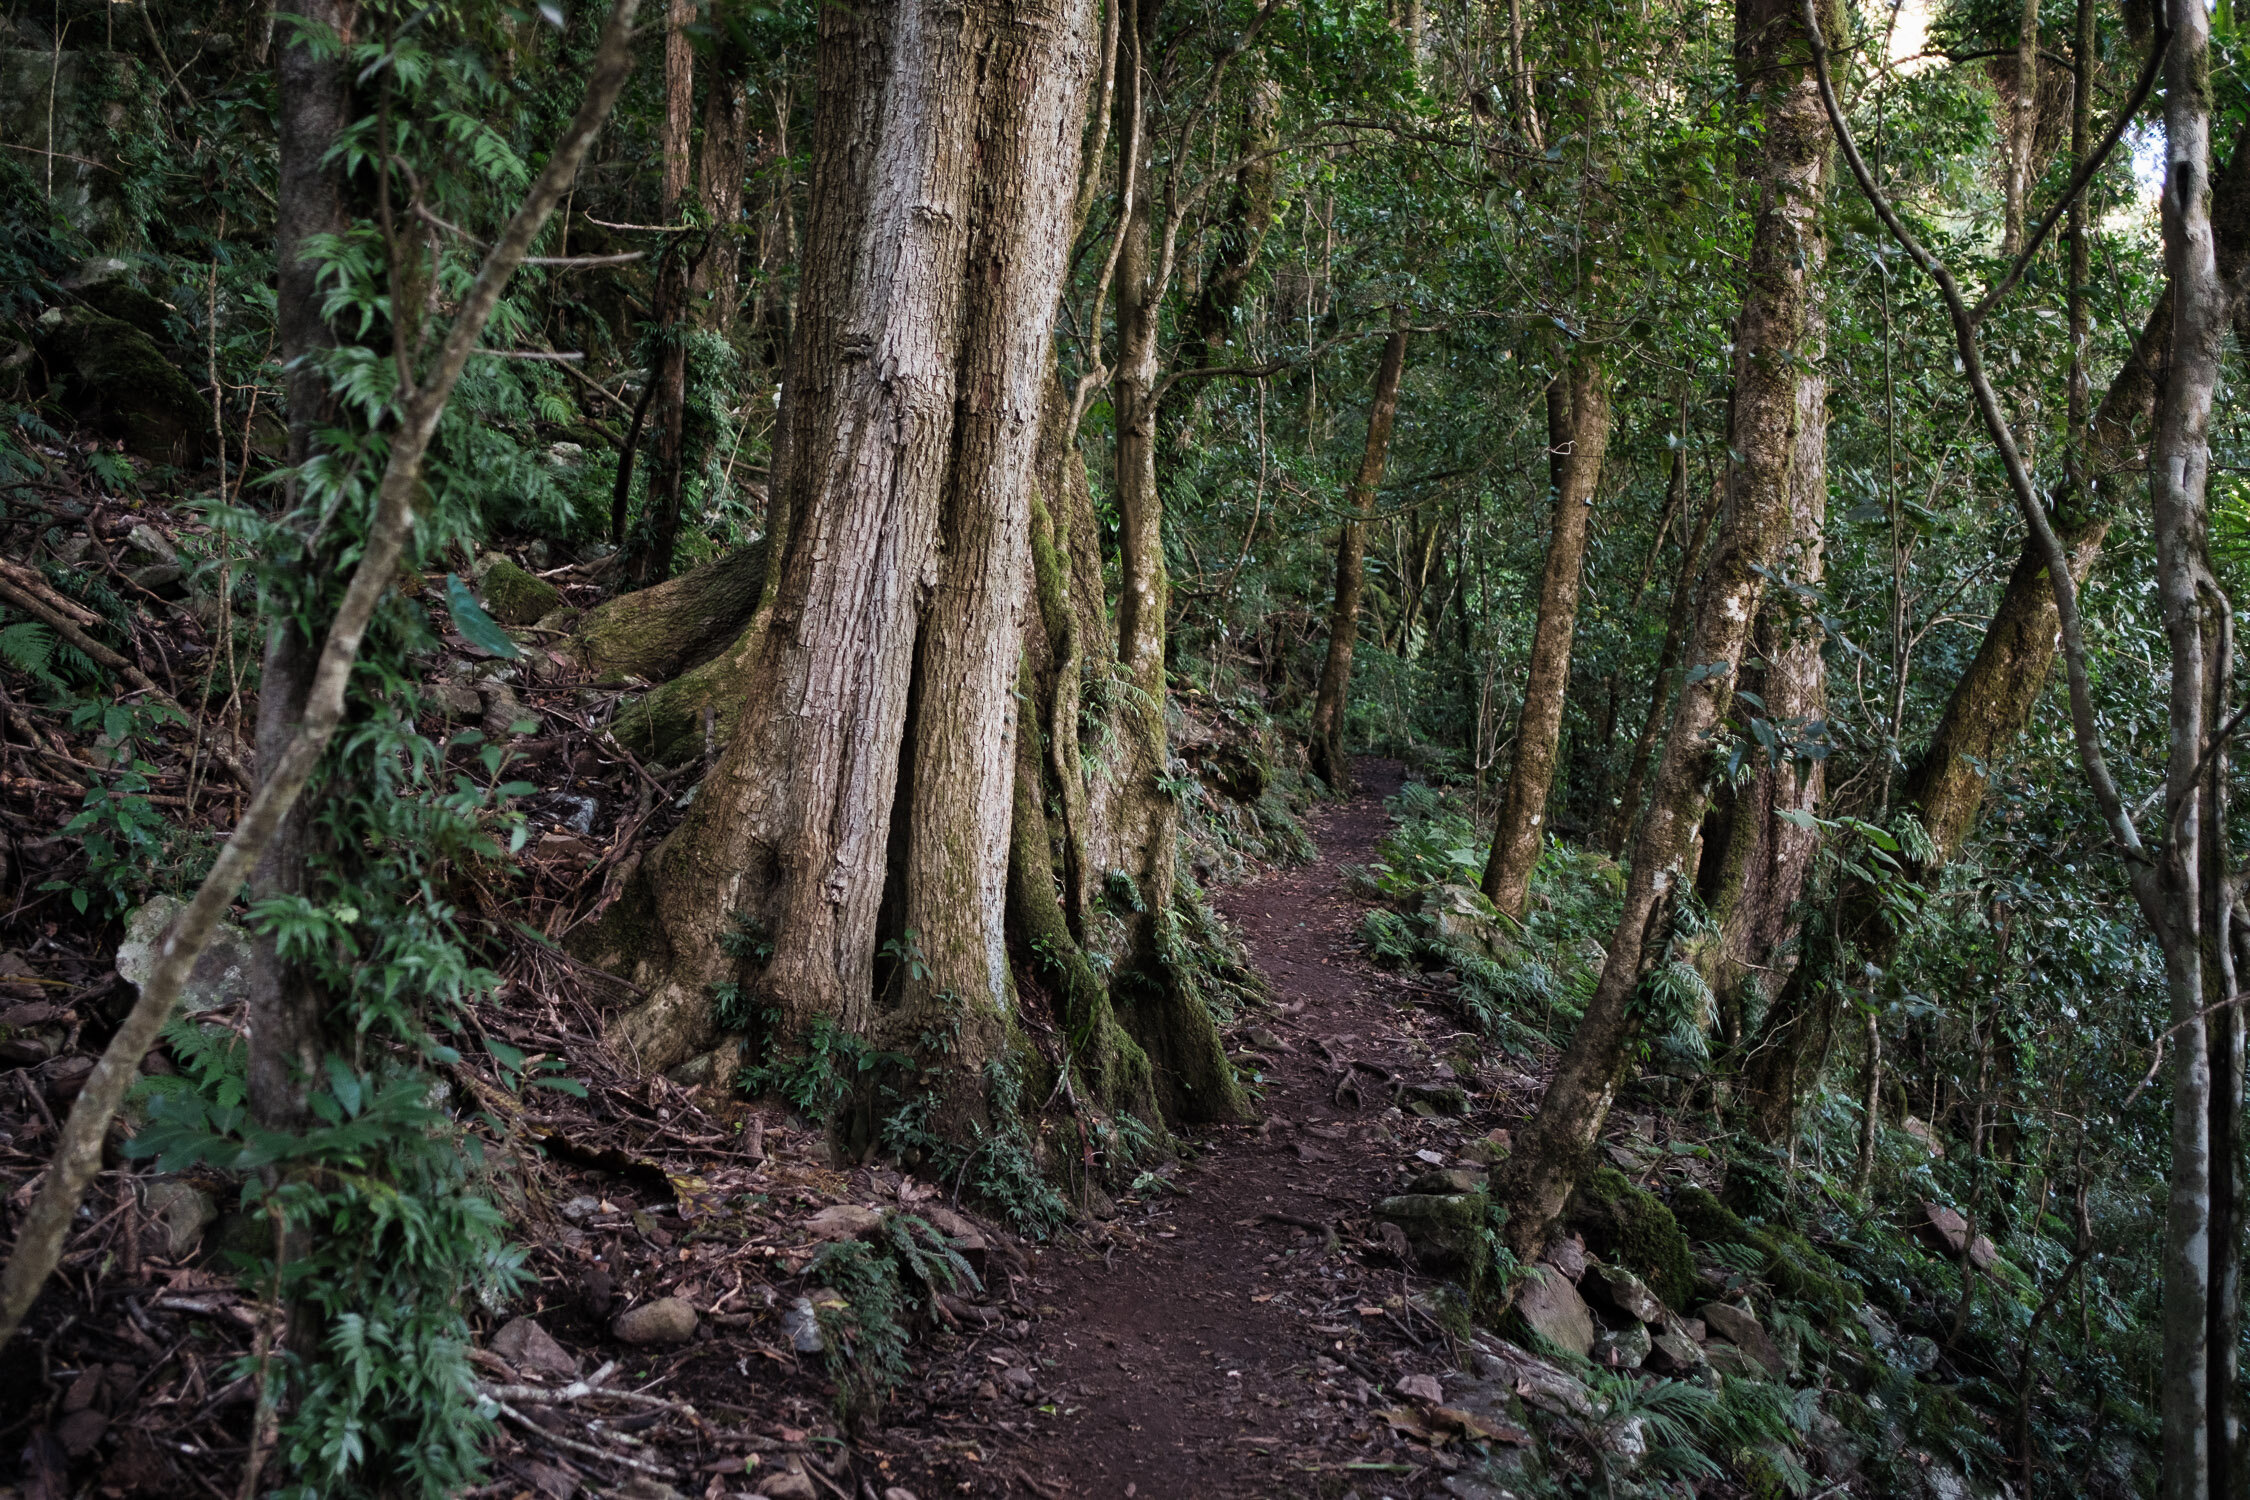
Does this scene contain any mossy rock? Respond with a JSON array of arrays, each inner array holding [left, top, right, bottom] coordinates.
[[1753, 1226, 1861, 1322], [1671, 1183, 1750, 1245], [1563, 1167, 1695, 1310], [76, 276, 177, 347], [480, 557, 565, 626], [1374, 1191, 1490, 1270], [1738, 1445, 1796, 1500], [34, 305, 211, 465]]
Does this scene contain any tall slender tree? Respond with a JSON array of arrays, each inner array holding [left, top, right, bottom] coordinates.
[[1308, 328, 1409, 794], [1497, 0, 1838, 1254], [1481, 345, 1608, 918]]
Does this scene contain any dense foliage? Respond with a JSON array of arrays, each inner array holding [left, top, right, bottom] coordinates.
[[3, 0, 2246, 1492]]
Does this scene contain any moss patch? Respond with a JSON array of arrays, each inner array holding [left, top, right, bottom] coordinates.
[[573, 540, 768, 682], [1564, 1166, 1696, 1310], [76, 277, 176, 345], [1671, 1183, 1750, 1245], [1375, 1191, 1491, 1270], [1721, 1155, 1789, 1222], [1754, 1226, 1861, 1322], [610, 615, 766, 766], [481, 557, 565, 625]]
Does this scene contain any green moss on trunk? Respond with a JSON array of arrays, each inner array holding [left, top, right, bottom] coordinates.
[[609, 614, 767, 765], [1007, 661, 1157, 1126], [573, 539, 769, 683]]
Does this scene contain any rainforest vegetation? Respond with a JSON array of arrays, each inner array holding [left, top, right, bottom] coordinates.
[[0, 0, 2244, 1494]]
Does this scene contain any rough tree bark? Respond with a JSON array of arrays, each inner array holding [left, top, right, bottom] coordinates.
[[696, 15, 752, 330], [1695, 196, 1829, 1032], [1307, 328, 1409, 795], [1494, 0, 1835, 1257], [1480, 345, 1608, 920], [884, 6, 1099, 1084], [605, 0, 1099, 1140], [250, 0, 358, 1132]]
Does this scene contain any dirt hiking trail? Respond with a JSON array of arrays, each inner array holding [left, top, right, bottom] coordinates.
[[881, 759, 1547, 1499]]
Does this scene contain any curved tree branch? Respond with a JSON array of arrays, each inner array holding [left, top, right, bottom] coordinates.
[[0, 0, 644, 1350], [1800, 0, 2154, 870]]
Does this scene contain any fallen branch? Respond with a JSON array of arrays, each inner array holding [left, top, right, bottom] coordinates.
[[487, 1398, 682, 1480], [0, 572, 255, 793]]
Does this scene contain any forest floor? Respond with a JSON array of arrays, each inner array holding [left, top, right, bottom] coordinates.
[[877, 758, 1546, 1500]]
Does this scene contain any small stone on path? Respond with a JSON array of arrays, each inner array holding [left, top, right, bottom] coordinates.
[[1698, 1301, 1783, 1375], [492, 1315, 579, 1376], [612, 1296, 697, 1346]]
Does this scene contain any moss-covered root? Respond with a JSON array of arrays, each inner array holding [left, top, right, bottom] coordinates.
[[572, 536, 769, 683], [1110, 935, 1248, 1127], [608, 613, 768, 766], [1563, 1166, 1697, 1310], [1007, 662, 1158, 1126]]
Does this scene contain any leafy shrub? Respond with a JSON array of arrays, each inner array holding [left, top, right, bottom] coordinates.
[[1359, 908, 1420, 966], [738, 1014, 905, 1124], [808, 1212, 977, 1426]]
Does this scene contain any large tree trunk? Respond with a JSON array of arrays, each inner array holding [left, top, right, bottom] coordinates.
[[883, 15, 1096, 1082], [1480, 346, 1608, 920], [1307, 329, 1409, 794], [1696, 218, 1829, 1034], [606, 0, 1098, 1120], [1494, 0, 1833, 1258], [250, 0, 357, 1132]]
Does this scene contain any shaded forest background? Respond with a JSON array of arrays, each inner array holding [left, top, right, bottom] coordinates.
[[0, 0, 2246, 1495]]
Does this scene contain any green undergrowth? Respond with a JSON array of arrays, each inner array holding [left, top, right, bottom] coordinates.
[[1350, 781, 1620, 1051], [1343, 788, 2160, 1498], [806, 1210, 978, 1427]]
